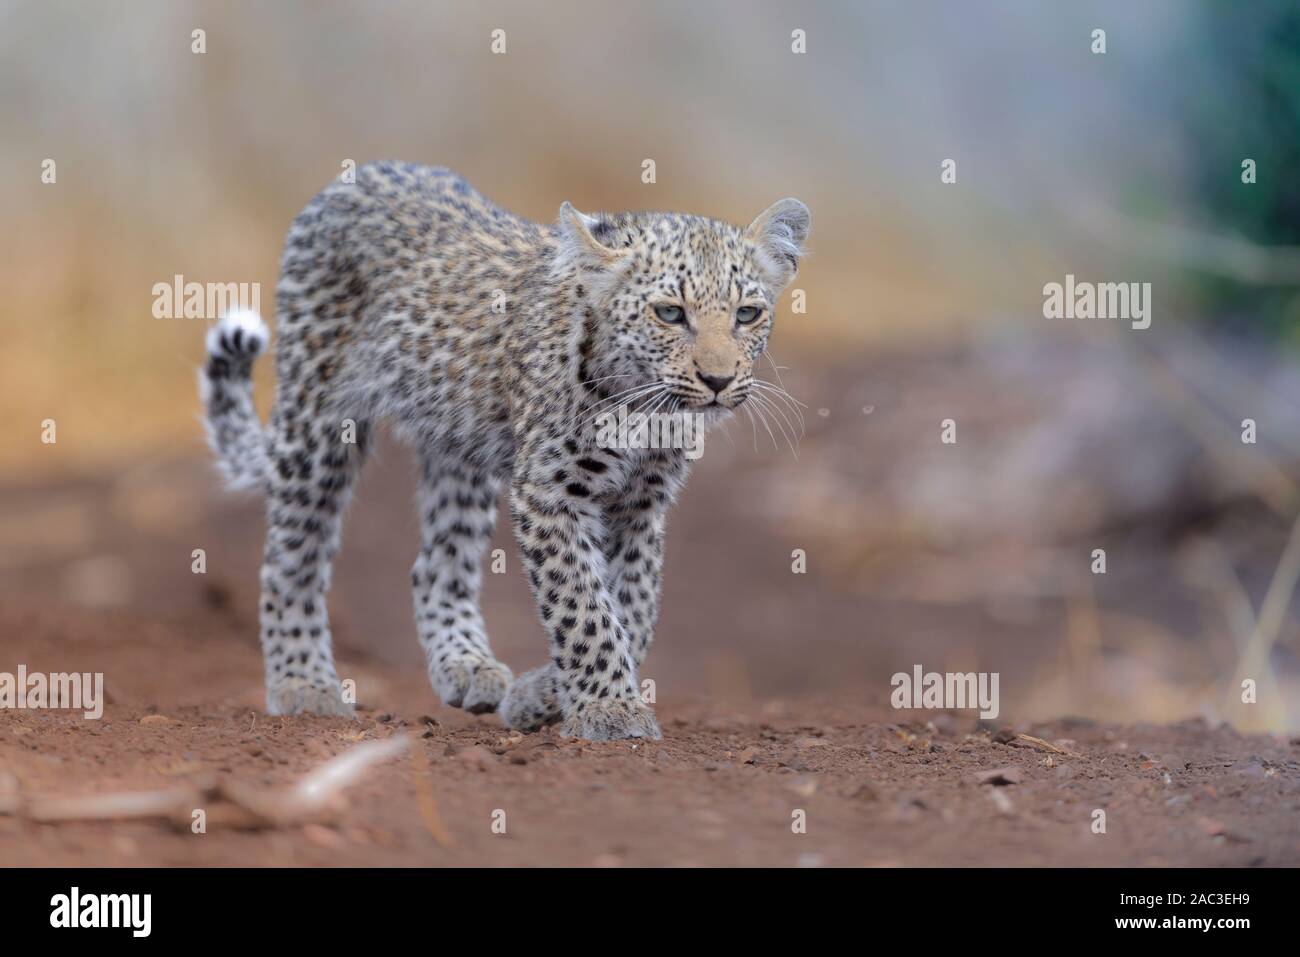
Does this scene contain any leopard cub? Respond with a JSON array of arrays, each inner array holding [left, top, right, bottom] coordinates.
[[200, 162, 809, 740]]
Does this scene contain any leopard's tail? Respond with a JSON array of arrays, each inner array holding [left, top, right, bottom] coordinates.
[[199, 309, 271, 492]]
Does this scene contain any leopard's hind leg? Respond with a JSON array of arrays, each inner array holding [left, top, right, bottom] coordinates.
[[411, 455, 513, 713], [258, 405, 371, 716]]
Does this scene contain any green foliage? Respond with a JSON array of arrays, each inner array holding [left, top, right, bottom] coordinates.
[[1185, 1, 1300, 338]]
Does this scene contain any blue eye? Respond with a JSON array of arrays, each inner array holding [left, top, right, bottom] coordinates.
[[653, 304, 686, 324], [736, 305, 763, 325]]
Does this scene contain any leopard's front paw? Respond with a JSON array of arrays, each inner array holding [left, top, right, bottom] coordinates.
[[431, 654, 513, 714], [560, 696, 661, 741], [500, 666, 563, 732]]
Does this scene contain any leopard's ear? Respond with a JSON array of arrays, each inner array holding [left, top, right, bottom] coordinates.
[[745, 198, 811, 287], [558, 202, 629, 268]]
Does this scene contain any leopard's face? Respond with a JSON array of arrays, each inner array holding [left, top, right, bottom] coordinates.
[[563, 199, 810, 420]]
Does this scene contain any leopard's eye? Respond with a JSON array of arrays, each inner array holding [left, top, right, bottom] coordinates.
[[736, 305, 763, 325], [653, 303, 686, 325]]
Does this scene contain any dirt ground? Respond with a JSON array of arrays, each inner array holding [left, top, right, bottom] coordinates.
[[2, 599, 1297, 866], [2, 369, 1299, 867]]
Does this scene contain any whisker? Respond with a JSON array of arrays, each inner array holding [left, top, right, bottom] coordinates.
[[750, 384, 805, 438], [752, 377, 809, 410], [715, 408, 736, 449], [639, 388, 674, 423], [578, 372, 638, 389], [614, 387, 675, 452], [576, 380, 666, 429], [747, 393, 782, 453], [588, 383, 664, 420], [752, 378, 809, 415], [764, 349, 795, 389], [751, 391, 799, 459], [760, 349, 807, 427], [741, 403, 760, 453], [579, 388, 669, 440], [751, 385, 806, 435], [585, 379, 663, 410]]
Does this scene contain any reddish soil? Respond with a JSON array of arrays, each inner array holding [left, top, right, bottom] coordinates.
[[2, 424, 1298, 867], [3, 602, 1298, 866]]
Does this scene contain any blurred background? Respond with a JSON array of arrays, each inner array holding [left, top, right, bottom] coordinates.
[[2, 0, 1299, 731]]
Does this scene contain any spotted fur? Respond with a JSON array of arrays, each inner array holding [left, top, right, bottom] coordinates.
[[200, 162, 809, 739]]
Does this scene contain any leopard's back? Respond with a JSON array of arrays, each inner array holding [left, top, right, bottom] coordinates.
[[272, 162, 558, 471]]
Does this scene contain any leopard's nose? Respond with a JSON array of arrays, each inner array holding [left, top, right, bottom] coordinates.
[[695, 370, 735, 395]]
